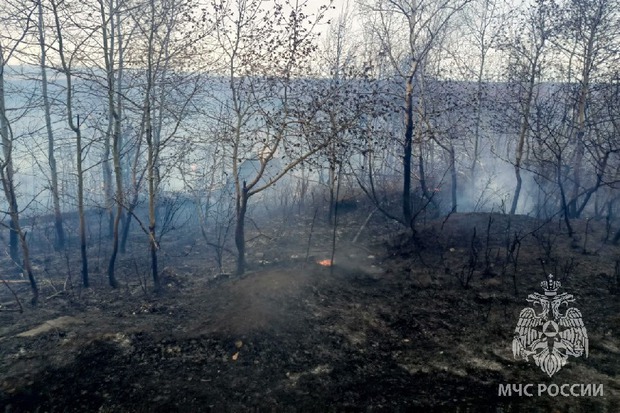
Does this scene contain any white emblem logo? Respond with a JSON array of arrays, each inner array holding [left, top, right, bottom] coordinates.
[[512, 274, 588, 377]]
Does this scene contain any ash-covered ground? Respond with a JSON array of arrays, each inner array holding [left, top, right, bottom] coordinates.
[[0, 210, 619, 412]]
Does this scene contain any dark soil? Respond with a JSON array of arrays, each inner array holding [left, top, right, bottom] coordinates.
[[0, 212, 619, 412]]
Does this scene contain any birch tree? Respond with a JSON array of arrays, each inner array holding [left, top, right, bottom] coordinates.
[[37, 0, 66, 251], [452, 0, 507, 181], [0, 0, 39, 303], [51, 0, 90, 287], [358, 0, 471, 227], [554, 0, 620, 218], [503, 0, 552, 215], [100, 0, 126, 288], [210, 0, 333, 275], [127, 0, 206, 291]]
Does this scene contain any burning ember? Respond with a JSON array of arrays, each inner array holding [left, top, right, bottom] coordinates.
[[317, 259, 333, 267]]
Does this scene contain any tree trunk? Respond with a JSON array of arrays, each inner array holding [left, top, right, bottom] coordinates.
[[470, 56, 485, 181], [147, 106, 160, 293], [2, 177, 38, 304], [38, 0, 65, 251], [415, 92, 435, 212], [150, 228, 159, 292], [511, 166, 522, 215], [569, 29, 594, 219], [18, 229, 38, 305], [8, 198, 19, 265], [121, 120, 143, 254], [143, 0, 160, 293], [418, 150, 430, 203], [328, 162, 336, 224], [235, 185, 248, 276], [403, 75, 415, 224], [76, 117, 89, 288], [107, 159, 122, 288], [102, 138, 114, 238], [147, 146, 160, 292], [52, 0, 89, 287], [120, 202, 134, 253], [0, 62, 37, 302], [568, 136, 585, 219], [557, 159, 574, 237], [102, 0, 122, 288], [450, 144, 457, 213], [510, 79, 534, 215]]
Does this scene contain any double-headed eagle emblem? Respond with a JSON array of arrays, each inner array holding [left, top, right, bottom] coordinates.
[[512, 274, 588, 377]]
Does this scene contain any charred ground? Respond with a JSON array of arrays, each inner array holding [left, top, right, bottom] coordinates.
[[0, 208, 619, 412]]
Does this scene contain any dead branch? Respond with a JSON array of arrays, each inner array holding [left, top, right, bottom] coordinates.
[[1, 278, 23, 313], [352, 208, 377, 244]]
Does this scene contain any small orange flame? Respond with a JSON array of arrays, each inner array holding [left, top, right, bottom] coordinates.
[[317, 259, 333, 267]]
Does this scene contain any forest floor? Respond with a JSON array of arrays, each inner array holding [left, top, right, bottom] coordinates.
[[0, 209, 619, 412]]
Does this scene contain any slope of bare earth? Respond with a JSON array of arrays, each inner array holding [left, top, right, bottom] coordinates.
[[0, 212, 618, 412]]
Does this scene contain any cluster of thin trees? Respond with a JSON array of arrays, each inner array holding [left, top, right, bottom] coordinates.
[[1, 0, 620, 304]]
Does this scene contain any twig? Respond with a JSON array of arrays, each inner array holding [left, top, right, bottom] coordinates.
[[1, 279, 23, 313], [123, 206, 158, 247], [441, 208, 455, 231], [46, 290, 66, 300], [352, 208, 377, 244]]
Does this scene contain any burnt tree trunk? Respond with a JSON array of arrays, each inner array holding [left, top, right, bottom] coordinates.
[[146, 106, 160, 293], [76, 117, 89, 288], [149, 224, 160, 292], [120, 202, 134, 254], [450, 144, 457, 213], [403, 75, 415, 224], [328, 161, 336, 225], [557, 157, 574, 237], [511, 167, 523, 215], [235, 184, 249, 276], [8, 198, 19, 265], [510, 77, 534, 215], [18, 230, 37, 305]]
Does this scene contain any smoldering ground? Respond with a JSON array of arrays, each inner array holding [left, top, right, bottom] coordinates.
[[0, 192, 619, 412]]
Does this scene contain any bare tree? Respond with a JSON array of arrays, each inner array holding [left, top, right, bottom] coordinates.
[[451, 0, 508, 181], [126, 0, 206, 291], [51, 0, 90, 287], [554, 0, 620, 218], [36, 0, 66, 251], [501, 0, 551, 215], [100, 0, 126, 289], [309, 1, 380, 224], [358, 0, 471, 226], [0, 0, 39, 303], [210, 0, 333, 275]]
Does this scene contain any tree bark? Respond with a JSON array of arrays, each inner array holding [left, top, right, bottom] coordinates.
[[0, 51, 37, 302], [76, 116, 89, 288], [235, 185, 248, 276], [403, 74, 415, 224], [556, 156, 574, 237], [450, 144, 457, 213], [102, 0, 122, 288], [38, 0, 65, 250], [52, 0, 89, 287]]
